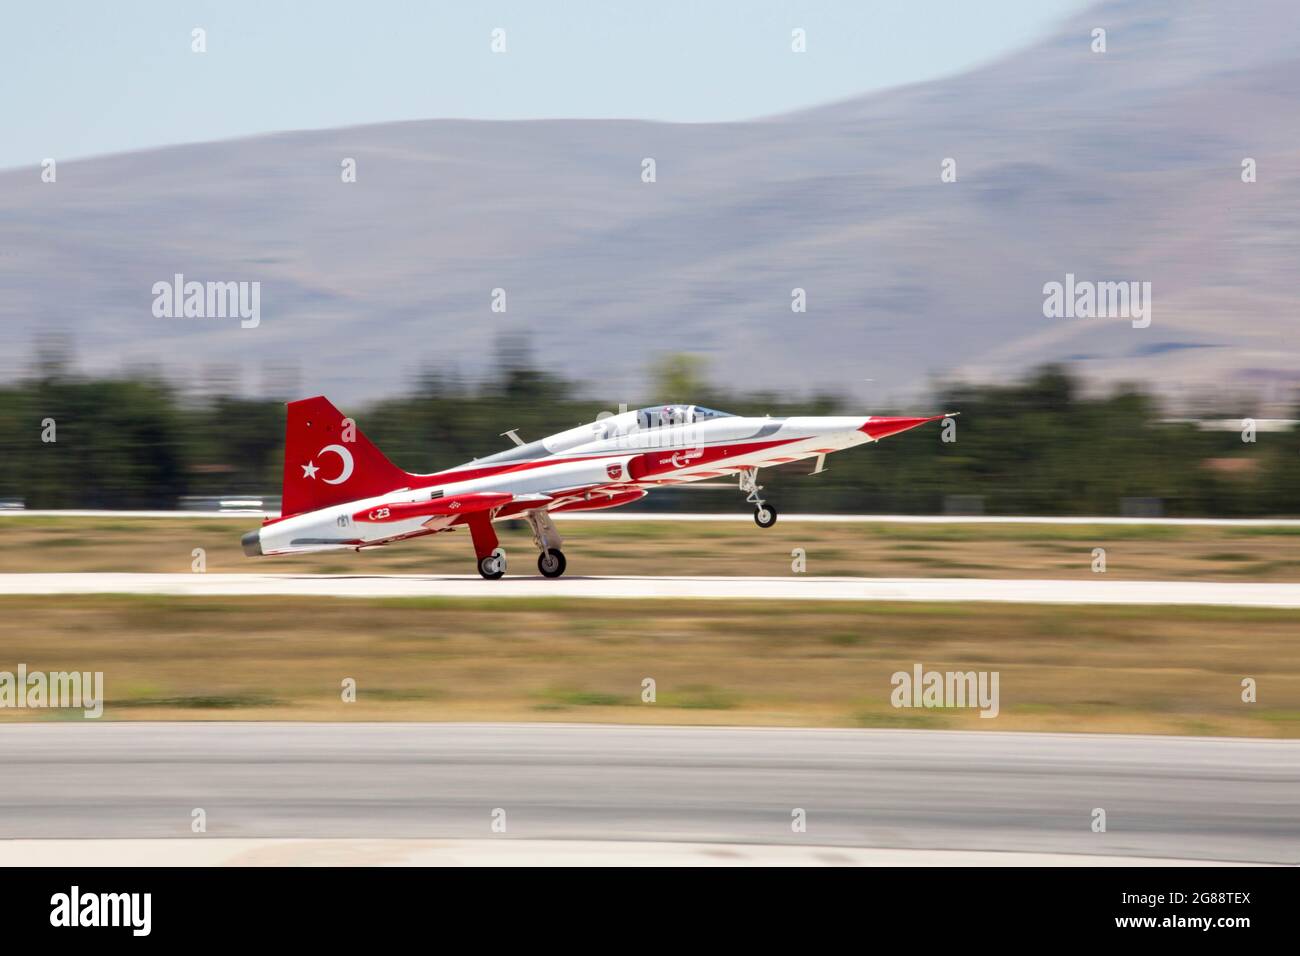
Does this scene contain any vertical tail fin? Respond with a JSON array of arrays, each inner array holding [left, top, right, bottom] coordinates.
[[280, 396, 410, 518]]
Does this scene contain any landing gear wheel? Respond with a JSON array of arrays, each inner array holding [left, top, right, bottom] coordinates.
[[538, 548, 567, 578], [739, 468, 776, 529], [478, 551, 506, 580]]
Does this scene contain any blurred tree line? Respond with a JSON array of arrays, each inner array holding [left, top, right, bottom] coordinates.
[[1, 350, 1296, 515]]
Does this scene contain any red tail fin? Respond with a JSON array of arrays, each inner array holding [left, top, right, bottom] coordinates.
[[280, 397, 410, 518]]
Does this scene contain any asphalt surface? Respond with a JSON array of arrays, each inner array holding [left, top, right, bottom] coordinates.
[[0, 723, 1294, 863], [4, 572, 1300, 607], [7, 511, 1300, 526]]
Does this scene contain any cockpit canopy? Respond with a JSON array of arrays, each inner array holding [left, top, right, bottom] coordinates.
[[474, 404, 736, 466], [636, 405, 734, 428]]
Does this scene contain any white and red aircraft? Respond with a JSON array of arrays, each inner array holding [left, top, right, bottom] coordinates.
[[242, 397, 951, 578]]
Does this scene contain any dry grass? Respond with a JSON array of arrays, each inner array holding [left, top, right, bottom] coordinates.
[[3, 515, 1300, 580], [0, 595, 1295, 737]]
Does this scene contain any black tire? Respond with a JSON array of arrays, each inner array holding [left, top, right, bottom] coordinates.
[[538, 548, 567, 578], [753, 504, 778, 528], [478, 552, 506, 580]]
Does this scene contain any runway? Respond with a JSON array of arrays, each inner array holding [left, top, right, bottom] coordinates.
[[0, 839, 1248, 867], [5, 510, 1300, 527], [0, 724, 1294, 863], [4, 572, 1300, 607]]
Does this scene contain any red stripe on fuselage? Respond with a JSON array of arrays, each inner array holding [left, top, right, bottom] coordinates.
[[263, 436, 804, 523], [425, 436, 801, 486]]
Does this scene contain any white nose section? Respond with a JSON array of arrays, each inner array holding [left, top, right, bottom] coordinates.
[[779, 416, 867, 432], [776, 416, 872, 450]]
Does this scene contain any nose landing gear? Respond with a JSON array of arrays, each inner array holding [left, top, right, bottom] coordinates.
[[739, 468, 778, 528]]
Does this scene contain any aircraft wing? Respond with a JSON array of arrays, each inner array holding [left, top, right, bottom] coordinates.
[[351, 491, 550, 525]]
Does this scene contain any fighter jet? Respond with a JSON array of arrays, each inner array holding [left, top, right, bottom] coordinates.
[[242, 397, 952, 579]]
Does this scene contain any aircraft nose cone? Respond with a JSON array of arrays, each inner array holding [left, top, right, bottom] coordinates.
[[859, 415, 949, 440]]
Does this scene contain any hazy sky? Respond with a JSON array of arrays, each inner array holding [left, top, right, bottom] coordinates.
[[4, 0, 1085, 169]]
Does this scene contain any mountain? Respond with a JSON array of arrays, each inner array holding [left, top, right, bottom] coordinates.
[[3, 0, 1298, 409]]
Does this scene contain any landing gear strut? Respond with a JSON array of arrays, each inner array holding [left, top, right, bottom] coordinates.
[[526, 510, 567, 578], [740, 468, 778, 528], [468, 512, 507, 579]]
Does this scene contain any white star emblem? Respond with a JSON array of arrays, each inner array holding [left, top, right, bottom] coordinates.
[[301, 461, 319, 479]]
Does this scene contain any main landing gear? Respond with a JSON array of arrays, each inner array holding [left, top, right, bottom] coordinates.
[[468, 510, 569, 579], [538, 548, 566, 578], [468, 512, 508, 580], [739, 467, 778, 528], [527, 510, 567, 578], [478, 550, 507, 580]]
